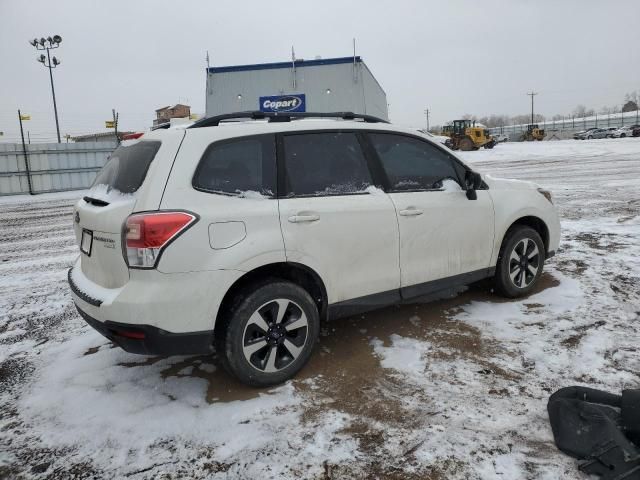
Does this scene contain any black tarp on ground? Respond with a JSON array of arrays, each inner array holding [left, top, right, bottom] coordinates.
[[548, 386, 640, 479]]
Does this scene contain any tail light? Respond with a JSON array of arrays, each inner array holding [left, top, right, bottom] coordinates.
[[124, 211, 197, 268], [121, 132, 144, 141]]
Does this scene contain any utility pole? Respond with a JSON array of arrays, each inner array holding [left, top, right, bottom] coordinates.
[[423, 108, 430, 131], [527, 91, 538, 125], [112, 109, 119, 145], [30, 35, 63, 143], [18, 110, 33, 195]]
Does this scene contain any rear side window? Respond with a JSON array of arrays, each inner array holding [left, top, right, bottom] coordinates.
[[193, 135, 276, 196], [368, 133, 460, 191], [92, 141, 161, 194], [282, 132, 372, 197]]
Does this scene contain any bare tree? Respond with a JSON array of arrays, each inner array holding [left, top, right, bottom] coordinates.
[[573, 105, 588, 117]]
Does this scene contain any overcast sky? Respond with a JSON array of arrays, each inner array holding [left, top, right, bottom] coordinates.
[[1, 0, 639, 142]]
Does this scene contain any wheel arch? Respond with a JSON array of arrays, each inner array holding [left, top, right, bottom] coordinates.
[[503, 216, 550, 254], [214, 262, 328, 335]]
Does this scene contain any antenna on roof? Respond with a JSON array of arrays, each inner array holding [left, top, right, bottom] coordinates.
[[206, 50, 210, 69], [352, 38, 358, 83], [291, 46, 296, 90]]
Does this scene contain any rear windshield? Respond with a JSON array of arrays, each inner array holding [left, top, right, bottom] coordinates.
[[92, 141, 161, 194]]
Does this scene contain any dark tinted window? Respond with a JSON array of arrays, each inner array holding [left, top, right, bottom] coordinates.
[[283, 132, 372, 196], [193, 135, 276, 196], [369, 133, 460, 191], [92, 141, 161, 194]]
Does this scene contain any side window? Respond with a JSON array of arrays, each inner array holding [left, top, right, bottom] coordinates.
[[193, 135, 276, 196], [368, 133, 461, 191], [282, 132, 373, 197]]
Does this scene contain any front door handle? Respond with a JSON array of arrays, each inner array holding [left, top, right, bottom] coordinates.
[[399, 208, 423, 217], [288, 214, 320, 223]]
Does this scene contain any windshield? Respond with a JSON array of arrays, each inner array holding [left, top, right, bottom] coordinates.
[[91, 141, 161, 194]]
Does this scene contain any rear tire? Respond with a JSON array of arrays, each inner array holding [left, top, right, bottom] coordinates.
[[217, 281, 319, 387], [493, 226, 545, 298]]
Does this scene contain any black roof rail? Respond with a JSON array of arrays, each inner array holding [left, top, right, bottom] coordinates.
[[188, 111, 389, 129]]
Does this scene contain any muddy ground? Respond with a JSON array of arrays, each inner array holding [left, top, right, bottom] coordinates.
[[1, 139, 639, 479]]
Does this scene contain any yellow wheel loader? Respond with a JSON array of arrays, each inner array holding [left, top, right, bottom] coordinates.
[[519, 124, 545, 141], [444, 119, 495, 151]]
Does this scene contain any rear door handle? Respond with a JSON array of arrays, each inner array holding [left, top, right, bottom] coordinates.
[[399, 208, 423, 217], [288, 214, 320, 223]]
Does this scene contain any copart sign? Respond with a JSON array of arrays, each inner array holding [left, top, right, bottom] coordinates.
[[259, 94, 306, 113]]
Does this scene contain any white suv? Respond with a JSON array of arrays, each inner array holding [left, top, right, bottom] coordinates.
[[69, 112, 560, 386]]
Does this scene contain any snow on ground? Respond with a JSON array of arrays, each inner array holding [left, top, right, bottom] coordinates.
[[1, 138, 639, 478]]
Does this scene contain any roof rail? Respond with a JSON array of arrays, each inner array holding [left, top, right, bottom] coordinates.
[[188, 111, 389, 128]]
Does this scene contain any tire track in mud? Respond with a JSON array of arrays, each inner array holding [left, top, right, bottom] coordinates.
[[0, 197, 77, 343], [0, 198, 80, 479]]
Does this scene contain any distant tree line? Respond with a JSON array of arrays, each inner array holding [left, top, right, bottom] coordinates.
[[430, 91, 639, 132]]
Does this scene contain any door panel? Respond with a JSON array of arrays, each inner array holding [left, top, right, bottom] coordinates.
[[278, 131, 400, 304], [389, 189, 494, 288], [279, 194, 400, 304], [366, 132, 495, 291]]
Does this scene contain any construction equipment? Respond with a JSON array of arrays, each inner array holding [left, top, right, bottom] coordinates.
[[440, 124, 453, 137], [520, 124, 545, 141], [443, 119, 495, 151]]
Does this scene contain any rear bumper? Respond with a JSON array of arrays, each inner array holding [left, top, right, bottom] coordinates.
[[76, 305, 214, 355], [67, 258, 243, 334]]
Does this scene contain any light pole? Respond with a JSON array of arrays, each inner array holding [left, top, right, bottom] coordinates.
[[30, 35, 62, 143]]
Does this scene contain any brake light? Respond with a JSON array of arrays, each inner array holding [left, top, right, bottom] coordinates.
[[124, 211, 197, 268], [121, 132, 144, 140]]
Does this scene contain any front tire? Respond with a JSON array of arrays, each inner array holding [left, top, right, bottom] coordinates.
[[494, 226, 545, 298], [459, 136, 475, 151], [217, 281, 320, 387]]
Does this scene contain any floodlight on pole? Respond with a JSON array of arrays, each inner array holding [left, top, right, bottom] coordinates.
[[29, 34, 63, 143]]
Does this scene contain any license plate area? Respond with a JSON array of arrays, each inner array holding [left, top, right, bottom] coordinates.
[[81, 229, 93, 256]]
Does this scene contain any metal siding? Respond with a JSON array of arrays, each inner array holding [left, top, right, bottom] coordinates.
[[0, 141, 115, 195], [206, 60, 388, 120], [361, 64, 388, 120]]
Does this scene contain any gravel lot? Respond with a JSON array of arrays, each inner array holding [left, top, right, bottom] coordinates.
[[1, 139, 639, 479]]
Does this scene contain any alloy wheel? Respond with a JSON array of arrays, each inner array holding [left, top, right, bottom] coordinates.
[[242, 299, 309, 373], [508, 238, 540, 289]]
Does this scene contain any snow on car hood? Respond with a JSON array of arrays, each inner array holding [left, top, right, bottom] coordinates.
[[483, 174, 539, 191]]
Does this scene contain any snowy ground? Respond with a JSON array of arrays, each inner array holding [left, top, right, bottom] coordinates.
[[1, 138, 639, 479]]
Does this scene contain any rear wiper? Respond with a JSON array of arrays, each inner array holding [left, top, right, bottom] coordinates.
[[83, 196, 110, 207]]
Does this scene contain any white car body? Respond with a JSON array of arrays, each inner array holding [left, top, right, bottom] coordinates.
[[69, 115, 560, 382], [611, 126, 634, 138]]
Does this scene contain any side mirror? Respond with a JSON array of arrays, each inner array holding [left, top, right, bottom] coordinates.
[[465, 170, 482, 200]]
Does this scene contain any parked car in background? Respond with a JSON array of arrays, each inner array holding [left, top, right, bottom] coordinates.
[[605, 127, 619, 138], [610, 126, 635, 138], [576, 128, 608, 140], [573, 128, 598, 140], [493, 133, 509, 143], [68, 111, 560, 386]]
